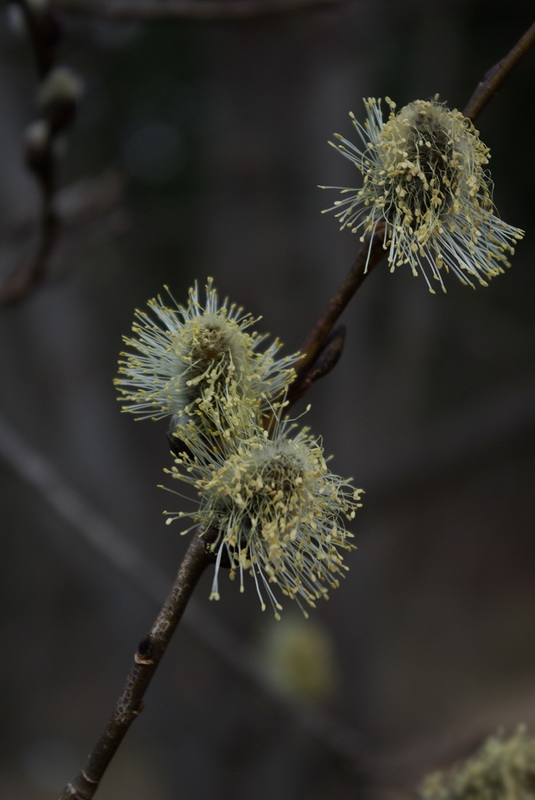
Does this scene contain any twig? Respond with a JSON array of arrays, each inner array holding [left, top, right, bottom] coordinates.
[[463, 19, 535, 121], [5, 168, 126, 276], [287, 225, 385, 408], [0, 414, 368, 780], [11, 0, 59, 78], [0, 414, 169, 601], [0, 183, 61, 305], [59, 533, 211, 800], [50, 0, 346, 22], [287, 20, 535, 404], [4, 363, 534, 795], [286, 323, 346, 409], [1, 1, 79, 306]]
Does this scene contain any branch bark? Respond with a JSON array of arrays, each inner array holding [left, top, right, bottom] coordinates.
[[286, 225, 385, 409], [58, 534, 211, 800], [463, 19, 535, 121]]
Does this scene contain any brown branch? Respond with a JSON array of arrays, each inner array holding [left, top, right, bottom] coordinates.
[[58, 533, 212, 800], [0, 177, 61, 305], [286, 225, 385, 409], [286, 323, 346, 408], [463, 19, 535, 121], [0, 413, 368, 780], [50, 0, 346, 21]]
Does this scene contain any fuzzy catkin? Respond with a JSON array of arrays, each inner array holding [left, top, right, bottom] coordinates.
[[419, 726, 535, 800], [164, 420, 362, 617], [322, 97, 524, 292], [115, 278, 298, 433]]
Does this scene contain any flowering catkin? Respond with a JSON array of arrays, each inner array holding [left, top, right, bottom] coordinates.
[[117, 280, 362, 617], [164, 418, 362, 618], [115, 278, 297, 434], [419, 726, 535, 800], [322, 97, 524, 293]]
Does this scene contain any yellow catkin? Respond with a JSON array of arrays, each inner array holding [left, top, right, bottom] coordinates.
[[115, 278, 298, 430], [164, 419, 363, 617], [419, 726, 535, 800], [322, 98, 524, 293]]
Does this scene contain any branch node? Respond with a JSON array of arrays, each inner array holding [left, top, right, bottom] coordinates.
[[81, 771, 99, 785]]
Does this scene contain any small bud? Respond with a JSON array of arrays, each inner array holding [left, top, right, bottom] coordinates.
[[9, 1, 61, 66], [7, 0, 48, 36], [24, 119, 51, 177], [38, 66, 81, 133]]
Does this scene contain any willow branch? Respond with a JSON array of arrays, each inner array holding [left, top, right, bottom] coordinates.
[[58, 533, 211, 800], [50, 0, 346, 22], [286, 225, 385, 408], [0, 413, 368, 777], [288, 21, 535, 406], [463, 19, 535, 121]]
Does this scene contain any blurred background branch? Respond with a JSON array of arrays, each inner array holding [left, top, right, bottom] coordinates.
[[1, 0, 79, 305], [50, 0, 347, 22]]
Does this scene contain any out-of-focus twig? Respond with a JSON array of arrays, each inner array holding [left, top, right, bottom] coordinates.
[[5, 169, 126, 257], [11, 0, 59, 78], [0, 173, 61, 305], [463, 19, 535, 121], [55, 169, 126, 230], [51, 0, 346, 21], [1, 1, 80, 306]]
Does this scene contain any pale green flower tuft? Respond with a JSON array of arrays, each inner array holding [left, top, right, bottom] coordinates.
[[115, 278, 298, 432], [164, 416, 362, 618], [419, 726, 535, 800], [321, 97, 524, 293]]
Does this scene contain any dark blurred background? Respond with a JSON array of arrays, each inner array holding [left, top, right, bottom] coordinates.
[[1, 1, 534, 798]]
